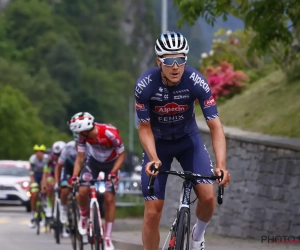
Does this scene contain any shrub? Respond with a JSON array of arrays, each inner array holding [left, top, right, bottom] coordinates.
[[204, 61, 249, 101]]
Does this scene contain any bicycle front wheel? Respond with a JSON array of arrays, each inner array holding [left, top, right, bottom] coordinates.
[[55, 202, 60, 244], [175, 207, 190, 250], [36, 211, 41, 235], [92, 203, 104, 250]]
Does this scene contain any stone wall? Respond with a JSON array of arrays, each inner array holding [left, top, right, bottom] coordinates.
[[160, 121, 300, 239]]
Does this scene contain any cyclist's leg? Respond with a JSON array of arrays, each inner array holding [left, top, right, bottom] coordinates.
[[60, 164, 72, 224], [96, 160, 117, 248], [77, 155, 98, 235], [28, 173, 42, 227], [46, 175, 55, 217], [141, 139, 173, 250], [60, 164, 72, 205], [176, 133, 215, 245]]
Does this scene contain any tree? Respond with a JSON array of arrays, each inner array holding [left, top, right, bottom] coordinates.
[[0, 58, 68, 130], [0, 85, 70, 160], [173, 0, 300, 54]]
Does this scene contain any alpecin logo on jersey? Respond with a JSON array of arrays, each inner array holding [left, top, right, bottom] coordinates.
[[155, 102, 188, 115], [135, 101, 145, 110], [204, 96, 216, 107]]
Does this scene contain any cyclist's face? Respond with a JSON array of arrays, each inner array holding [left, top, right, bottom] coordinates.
[[157, 53, 186, 84], [80, 125, 96, 138], [53, 153, 59, 161], [35, 151, 44, 160]]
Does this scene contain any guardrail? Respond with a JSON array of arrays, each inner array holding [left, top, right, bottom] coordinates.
[[116, 178, 143, 207]]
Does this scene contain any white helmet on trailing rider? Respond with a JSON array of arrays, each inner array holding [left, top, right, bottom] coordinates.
[[155, 31, 189, 57], [52, 141, 66, 154], [68, 112, 95, 133]]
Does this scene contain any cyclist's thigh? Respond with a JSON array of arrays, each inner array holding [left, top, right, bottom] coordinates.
[[30, 173, 42, 193], [60, 163, 73, 187], [176, 133, 214, 185], [141, 139, 173, 200], [46, 174, 55, 187], [94, 159, 116, 193], [78, 155, 99, 186]]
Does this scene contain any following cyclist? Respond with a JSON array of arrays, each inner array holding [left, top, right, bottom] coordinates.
[[68, 112, 126, 250], [28, 144, 49, 228], [134, 31, 231, 250], [42, 141, 66, 218], [54, 133, 79, 238]]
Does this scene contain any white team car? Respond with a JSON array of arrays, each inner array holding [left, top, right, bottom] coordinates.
[[0, 160, 31, 212]]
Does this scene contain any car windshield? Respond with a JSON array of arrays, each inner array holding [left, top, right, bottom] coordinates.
[[0, 166, 30, 177]]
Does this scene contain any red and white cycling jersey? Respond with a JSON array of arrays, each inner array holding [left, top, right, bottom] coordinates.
[[77, 123, 124, 162]]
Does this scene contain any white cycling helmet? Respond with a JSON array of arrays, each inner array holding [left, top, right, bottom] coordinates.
[[69, 112, 95, 133], [155, 31, 189, 57], [52, 141, 66, 154]]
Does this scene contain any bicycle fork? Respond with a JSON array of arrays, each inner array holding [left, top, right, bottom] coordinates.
[[88, 186, 104, 242], [162, 181, 192, 250]]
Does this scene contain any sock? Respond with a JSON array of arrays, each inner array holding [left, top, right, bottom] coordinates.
[[80, 207, 88, 217], [46, 197, 52, 207], [192, 219, 209, 241], [105, 222, 113, 239], [31, 210, 34, 218]]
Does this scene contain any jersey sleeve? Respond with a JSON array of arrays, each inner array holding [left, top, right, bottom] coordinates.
[[134, 75, 151, 123], [29, 155, 35, 174], [104, 126, 125, 155], [58, 147, 68, 164], [77, 135, 86, 153], [190, 71, 219, 121]]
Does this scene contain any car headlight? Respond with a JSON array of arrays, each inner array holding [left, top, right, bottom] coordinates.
[[22, 181, 29, 188], [17, 181, 30, 190]]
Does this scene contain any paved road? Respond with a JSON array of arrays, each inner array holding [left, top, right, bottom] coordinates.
[[1, 205, 299, 250], [0, 205, 74, 250]]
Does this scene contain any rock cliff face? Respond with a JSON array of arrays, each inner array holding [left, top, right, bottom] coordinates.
[[121, 0, 158, 74], [0, 0, 9, 10]]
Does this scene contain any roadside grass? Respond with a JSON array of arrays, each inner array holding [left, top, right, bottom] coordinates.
[[196, 70, 300, 138]]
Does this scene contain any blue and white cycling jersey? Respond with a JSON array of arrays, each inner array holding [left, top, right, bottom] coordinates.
[[134, 65, 219, 140], [134, 65, 218, 200]]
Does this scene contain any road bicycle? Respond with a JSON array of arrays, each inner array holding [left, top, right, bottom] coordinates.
[[34, 190, 50, 234], [74, 177, 116, 250], [68, 183, 84, 250], [53, 189, 63, 244], [148, 166, 224, 250]]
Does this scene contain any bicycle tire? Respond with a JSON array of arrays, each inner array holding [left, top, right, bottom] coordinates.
[[36, 211, 40, 235], [55, 201, 60, 244], [70, 202, 77, 250], [92, 203, 103, 250], [68, 196, 82, 250], [174, 207, 190, 250]]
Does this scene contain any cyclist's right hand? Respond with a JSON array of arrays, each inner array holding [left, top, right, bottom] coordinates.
[[145, 160, 162, 177], [68, 175, 79, 186]]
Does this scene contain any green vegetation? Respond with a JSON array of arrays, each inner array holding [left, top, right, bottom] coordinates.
[[0, 0, 160, 159], [174, 0, 300, 55], [197, 71, 300, 137], [116, 205, 144, 218]]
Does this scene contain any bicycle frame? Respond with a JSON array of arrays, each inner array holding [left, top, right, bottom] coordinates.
[[53, 190, 61, 219], [88, 185, 104, 239], [148, 168, 224, 250], [162, 180, 193, 250]]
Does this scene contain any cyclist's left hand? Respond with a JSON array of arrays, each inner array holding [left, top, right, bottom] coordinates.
[[214, 168, 230, 187], [108, 172, 119, 190], [41, 183, 47, 194]]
